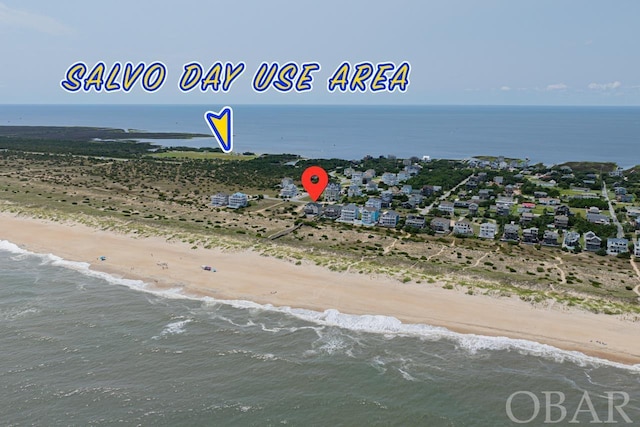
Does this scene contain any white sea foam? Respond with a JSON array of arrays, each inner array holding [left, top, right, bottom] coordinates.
[[2, 239, 640, 372], [156, 319, 192, 338]]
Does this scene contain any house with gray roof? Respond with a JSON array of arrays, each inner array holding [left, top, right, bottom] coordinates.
[[430, 217, 450, 233], [583, 231, 602, 252], [563, 231, 581, 250], [502, 224, 520, 242]]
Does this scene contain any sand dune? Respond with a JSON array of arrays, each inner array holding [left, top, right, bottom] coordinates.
[[1, 212, 639, 365]]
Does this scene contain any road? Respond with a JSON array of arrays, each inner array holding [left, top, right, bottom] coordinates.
[[602, 182, 624, 238]]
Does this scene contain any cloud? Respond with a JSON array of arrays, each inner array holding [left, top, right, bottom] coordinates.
[[0, 3, 73, 35], [587, 81, 621, 90], [500, 86, 511, 91], [545, 83, 568, 91]]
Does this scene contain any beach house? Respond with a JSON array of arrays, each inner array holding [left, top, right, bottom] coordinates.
[[338, 204, 359, 223], [360, 206, 380, 226], [554, 215, 569, 229], [303, 202, 323, 217], [396, 171, 410, 182], [323, 204, 342, 219], [365, 181, 379, 193], [405, 215, 426, 229], [280, 183, 298, 199], [363, 169, 377, 179], [381, 172, 397, 186], [554, 205, 570, 216], [635, 238, 640, 258], [351, 171, 363, 186], [380, 191, 393, 207], [323, 183, 342, 202], [281, 177, 294, 188], [583, 231, 602, 252], [468, 202, 479, 217], [520, 212, 534, 225], [365, 197, 383, 211], [502, 224, 520, 242], [210, 192, 229, 207], [379, 211, 400, 227], [563, 231, 581, 250], [607, 238, 629, 256], [542, 230, 559, 246], [438, 201, 455, 216], [227, 192, 248, 209], [347, 185, 362, 197], [496, 203, 511, 217], [479, 222, 497, 239], [453, 220, 474, 236], [522, 227, 539, 244], [430, 217, 451, 233], [401, 185, 413, 195]]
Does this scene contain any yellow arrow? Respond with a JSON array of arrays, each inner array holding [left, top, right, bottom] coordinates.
[[204, 106, 233, 153]]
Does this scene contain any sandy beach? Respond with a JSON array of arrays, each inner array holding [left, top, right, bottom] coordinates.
[[1, 211, 639, 365]]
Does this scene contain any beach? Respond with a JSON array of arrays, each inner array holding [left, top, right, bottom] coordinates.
[[1, 211, 639, 366]]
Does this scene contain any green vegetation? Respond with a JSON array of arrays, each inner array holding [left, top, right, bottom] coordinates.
[[407, 159, 473, 190], [151, 151, 257, 160]]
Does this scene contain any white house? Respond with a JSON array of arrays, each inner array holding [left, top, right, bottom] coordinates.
[[453, 220, 474, 236], [607, 238, 629, 256], [396, 171, 410, 182], [365, 197, 382, 210], [438, 201, 455, 216], [401, 185, 413, 195], [381, 172, 397, 186], [479, 222, 497, 239], [379, 210, 400, 227], [210, 192, 229, 207], [228, 192, 248, 209], [366, 181, 379, 193], [339, 203, 359, 222], [280, 184, 298, 198], [351, 171, 363, 186], [323, 183, 342, 202], [347, 185, 362, 197], [635, 238, 640, 258]]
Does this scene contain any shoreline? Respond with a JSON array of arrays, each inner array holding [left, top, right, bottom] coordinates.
[[1, 211, 639, 367]]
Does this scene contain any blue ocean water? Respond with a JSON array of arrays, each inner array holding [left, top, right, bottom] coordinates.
[[1, 104, 639, 166], [1, 242, 639, 426]]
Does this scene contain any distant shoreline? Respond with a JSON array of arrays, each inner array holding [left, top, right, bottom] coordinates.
[[1, 105, 639, 165]]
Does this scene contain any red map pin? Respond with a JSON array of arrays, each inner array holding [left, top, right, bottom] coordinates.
[[301, 166, 329, 202]]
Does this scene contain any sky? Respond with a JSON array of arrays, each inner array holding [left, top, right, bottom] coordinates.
[[1, 0, 639, 105]]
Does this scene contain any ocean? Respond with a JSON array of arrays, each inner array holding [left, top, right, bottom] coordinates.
[[1, 242, 639, 426], [1, 104, 639, 167], [1, 105, 640, 425]]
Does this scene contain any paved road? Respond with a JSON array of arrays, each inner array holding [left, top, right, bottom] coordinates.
[[602, 182, 624, 238]]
